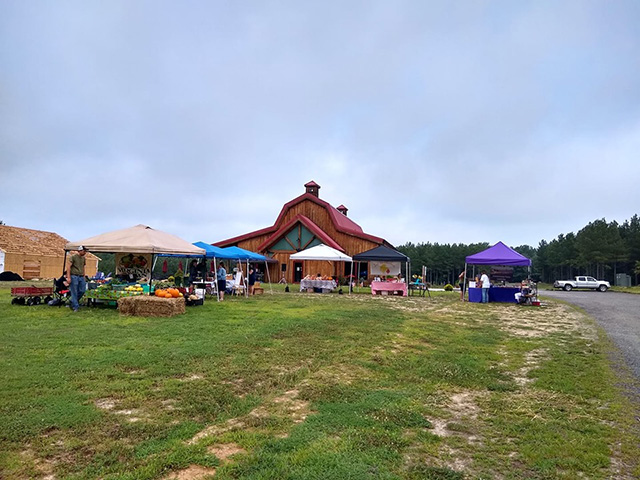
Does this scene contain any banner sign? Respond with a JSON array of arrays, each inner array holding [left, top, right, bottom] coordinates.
[[370, 261, 401, 276], [116, 253, 152, 278], [490, 266, 513, 282]]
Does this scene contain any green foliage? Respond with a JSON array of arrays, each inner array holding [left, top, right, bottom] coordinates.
[[398, 214, 640, 285]]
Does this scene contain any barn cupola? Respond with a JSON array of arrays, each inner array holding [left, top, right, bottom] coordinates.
[[337, 204, 348, 216], [304, 180, 320, 198]]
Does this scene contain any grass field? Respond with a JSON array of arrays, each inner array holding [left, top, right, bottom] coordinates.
[[1, 284, 639, 479]]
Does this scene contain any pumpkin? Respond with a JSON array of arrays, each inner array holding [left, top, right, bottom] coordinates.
[[165, 292, 173, 298]]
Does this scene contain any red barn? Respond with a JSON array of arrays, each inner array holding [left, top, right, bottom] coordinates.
[[214, 181, 393, 283]]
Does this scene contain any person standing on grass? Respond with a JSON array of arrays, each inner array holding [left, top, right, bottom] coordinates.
[[458, 270, 466, 301], [217, 262, 227, 301], [480, 270, 490, 303], [66, 246, 88, 312], [248, 268, 256, 295]]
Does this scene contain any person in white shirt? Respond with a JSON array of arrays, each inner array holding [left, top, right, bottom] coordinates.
[[480, 271, 490, 303]]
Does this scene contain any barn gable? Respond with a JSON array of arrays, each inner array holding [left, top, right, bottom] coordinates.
[[214, 181, 391, 283]]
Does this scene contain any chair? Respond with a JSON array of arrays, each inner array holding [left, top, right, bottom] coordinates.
[[232, 271, 246, 296], [253, 281, 264, 295]]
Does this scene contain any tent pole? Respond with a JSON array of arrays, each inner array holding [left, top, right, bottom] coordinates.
[[349, 261, 353, 294], [149, 254, 155, 295], [265, 260, 273, 294]]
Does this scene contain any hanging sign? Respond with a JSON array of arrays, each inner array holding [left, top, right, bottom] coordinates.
[[490, 266, 513, 282], [370, 261, 401, 276], [116, 253, 152, 278]]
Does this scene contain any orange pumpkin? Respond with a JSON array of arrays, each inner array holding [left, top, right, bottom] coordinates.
[[155, 289, 166, 297], [170, 289, 181, 298]]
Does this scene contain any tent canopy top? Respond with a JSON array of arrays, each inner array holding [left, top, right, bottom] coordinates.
[[352, 245, 408, 262], [65, 224, 205, 256], [290, 244, 352, 262], [465, 241, 531, 267]]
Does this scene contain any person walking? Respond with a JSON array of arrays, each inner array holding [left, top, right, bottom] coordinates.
[[216, 262, 227, 301], [66, 246, 88, 312], [480, 270, 490, 303]]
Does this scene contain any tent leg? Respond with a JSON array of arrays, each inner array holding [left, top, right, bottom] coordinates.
[[349, 261, 353, 294], [265, 260, 273, 294]]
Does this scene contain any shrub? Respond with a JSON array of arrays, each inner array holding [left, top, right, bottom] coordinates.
[[444, 283, 454, 291]]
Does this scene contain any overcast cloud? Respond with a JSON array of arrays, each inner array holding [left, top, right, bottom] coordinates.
[[1, 0, 639, 249]]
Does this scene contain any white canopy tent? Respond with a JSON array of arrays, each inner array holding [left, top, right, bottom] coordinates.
[[65, 224, 206, 287], [290, 244, 354, 293]]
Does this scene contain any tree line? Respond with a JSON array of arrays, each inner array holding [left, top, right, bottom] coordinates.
[[397, 215, 640, 286]]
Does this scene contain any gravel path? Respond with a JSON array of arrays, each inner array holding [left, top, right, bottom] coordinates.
[[540, 289, 640, 401]]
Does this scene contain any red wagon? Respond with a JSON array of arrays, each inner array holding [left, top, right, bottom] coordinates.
[[10, 286, 54, 306]]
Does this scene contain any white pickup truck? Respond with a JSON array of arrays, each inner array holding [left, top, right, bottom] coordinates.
[[553, 276, 610, 292]]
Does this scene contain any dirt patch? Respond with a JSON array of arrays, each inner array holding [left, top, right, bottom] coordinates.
[[494, 303, 599, 340], [179, 374, 204, 382], [163, 465, 217, 480], [207, 442, 246, 461], [513, 348, 548, 386], [94, 398, 118, 410], [188, 389, 313, 445]]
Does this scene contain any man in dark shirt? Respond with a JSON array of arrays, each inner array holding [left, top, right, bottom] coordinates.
[[248, 268, 257, 295], [66, 246, 88, 312]]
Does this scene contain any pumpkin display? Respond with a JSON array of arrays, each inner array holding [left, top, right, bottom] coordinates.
[[155, 289, 166, 297]]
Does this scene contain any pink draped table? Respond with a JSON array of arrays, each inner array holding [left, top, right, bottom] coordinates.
[[370, 281, 407, 297]]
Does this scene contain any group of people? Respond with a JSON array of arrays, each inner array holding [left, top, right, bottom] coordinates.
[[458, 269, 491, 303], [458, 270, 535, 304]]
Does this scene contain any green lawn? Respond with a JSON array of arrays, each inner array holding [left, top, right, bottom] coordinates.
[[1, 285, 638, 479]]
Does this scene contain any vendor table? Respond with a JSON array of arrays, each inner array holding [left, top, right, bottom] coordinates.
[[299, 279, 337, 292], [192, 281, 215, 296], [371, 281, 407, 297], [84, 289, 144, 306], [468, 287, 519, 303]]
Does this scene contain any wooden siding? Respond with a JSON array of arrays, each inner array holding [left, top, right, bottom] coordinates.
[[4, 253, 98, 280]]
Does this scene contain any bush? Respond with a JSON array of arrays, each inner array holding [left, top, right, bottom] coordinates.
[[444, 283, 454, 291]]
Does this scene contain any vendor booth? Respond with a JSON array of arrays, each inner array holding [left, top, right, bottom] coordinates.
[[464, 241, 531, 303], [352, 245, 410, 297], [65, 225, 206, 305], [290, 244, 352, 293]]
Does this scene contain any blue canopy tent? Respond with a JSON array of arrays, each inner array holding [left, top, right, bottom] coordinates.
[[220, 246, 275, 296]]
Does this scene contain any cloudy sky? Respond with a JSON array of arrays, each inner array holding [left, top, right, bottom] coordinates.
[[2, 0, 639, 249]]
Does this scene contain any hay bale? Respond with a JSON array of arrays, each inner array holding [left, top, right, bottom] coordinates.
[[118, 295, 185, 317]]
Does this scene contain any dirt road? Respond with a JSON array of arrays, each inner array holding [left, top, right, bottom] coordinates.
[[540, 289, 640, 388]]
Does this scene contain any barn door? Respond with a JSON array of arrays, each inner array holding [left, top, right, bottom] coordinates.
[[23, 260, 41, 280], [293, 261, 303, 283]]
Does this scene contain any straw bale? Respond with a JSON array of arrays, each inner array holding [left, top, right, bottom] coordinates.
[[118, 295, 185, 317]]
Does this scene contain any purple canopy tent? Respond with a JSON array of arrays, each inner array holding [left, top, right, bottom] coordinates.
[[465, 241, 531, 267], [463, 242, 531, 301]]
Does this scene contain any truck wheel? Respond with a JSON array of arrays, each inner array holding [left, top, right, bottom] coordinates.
[[564, 284, 573, 291], [598, 285, 608, 292]]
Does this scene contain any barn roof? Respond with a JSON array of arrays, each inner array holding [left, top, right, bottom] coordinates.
[[0, 224, 72, 256], [215, 192, 385, 247], [0, 225, 100, 259]]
